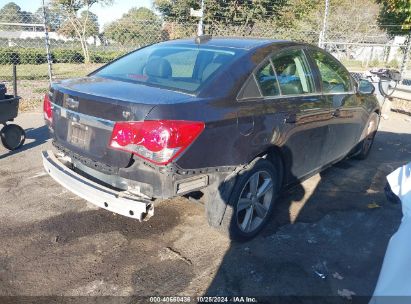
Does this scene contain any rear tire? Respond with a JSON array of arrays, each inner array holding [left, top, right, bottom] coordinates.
[[217, 158, 280, 241], [0, 124, 26, 151], [355, 113, 379, 160]]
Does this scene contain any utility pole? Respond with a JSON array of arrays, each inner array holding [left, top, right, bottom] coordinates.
[[197, 0, 204, 36], [191, 0, 205, 36], [318, 0, 330, 49]]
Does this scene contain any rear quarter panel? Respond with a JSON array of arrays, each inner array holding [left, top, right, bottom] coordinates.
[[145, 98, 265, 169]]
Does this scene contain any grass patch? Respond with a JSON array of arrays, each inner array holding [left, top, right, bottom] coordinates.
[[341, 59, 411, 72], [0, 63, 103, 81], [0, 63, 102, 112], [341, 60, 366, 71], [33, 87, 48, 94]]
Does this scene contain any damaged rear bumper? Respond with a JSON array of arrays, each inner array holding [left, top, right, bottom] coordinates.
[[42, 150, 154, 221]]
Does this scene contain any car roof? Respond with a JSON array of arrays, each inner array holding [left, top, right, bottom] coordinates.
[[159, 37, 299, 50]]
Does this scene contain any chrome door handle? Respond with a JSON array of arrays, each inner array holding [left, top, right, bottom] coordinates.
[[285, 113, 297, 123]]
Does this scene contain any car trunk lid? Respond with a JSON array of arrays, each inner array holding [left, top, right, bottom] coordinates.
[[49, 76, 193, 168]]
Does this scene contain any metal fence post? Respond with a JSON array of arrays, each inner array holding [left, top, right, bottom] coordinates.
[[318, 0, 330, 48], [42, 0, 53, 84], [13, 64, 17, 97], [400, 32, 411, 79]]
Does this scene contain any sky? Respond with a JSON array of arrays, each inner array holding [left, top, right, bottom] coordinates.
[[0, 0, 154, 28]]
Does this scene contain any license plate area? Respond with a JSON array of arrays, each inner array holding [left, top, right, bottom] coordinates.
[[68, 122, 91, 150]]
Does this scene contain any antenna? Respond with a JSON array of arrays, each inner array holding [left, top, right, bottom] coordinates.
[[195, 35, 212, 45]]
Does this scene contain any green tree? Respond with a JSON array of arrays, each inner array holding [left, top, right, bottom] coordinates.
[[154, 0, 197, 23], [377, 0, 411, 35], [154, 0, 287, 34], [104, 7, 166, 48], [376, 0, 411, 74], [59, 11, 99, 39], [0, 2, 34, 29], [0, 2, 23, 23], [34, 6, 65, 31], [51, 0, 112, 63], [275, 0, 385, 44]]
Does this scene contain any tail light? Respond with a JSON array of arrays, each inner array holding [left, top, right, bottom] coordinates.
[[43, 94, 53, 123], [109, 120, 205, 165]]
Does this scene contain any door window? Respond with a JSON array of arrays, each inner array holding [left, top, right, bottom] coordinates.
[[309, 50, 352, 93], [271, 49, 315, 95], [255, 61, 280, 97]]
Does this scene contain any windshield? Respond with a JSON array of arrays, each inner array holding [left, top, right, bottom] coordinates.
[[94, 44, 241, 93]]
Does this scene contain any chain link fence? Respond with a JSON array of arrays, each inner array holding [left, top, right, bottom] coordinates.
[[0, 4, 409, 110]]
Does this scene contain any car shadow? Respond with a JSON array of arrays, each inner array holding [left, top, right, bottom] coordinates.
[[0, 125, 49, 160], [0, 207, 182, 297], [204, 130, 408, 302]]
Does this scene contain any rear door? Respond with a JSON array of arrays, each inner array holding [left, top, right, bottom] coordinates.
[[307, 48, 364, 162], [258, 47, 333, 181]]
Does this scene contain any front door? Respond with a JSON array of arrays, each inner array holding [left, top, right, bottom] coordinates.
[[307, 48, 364, 163]]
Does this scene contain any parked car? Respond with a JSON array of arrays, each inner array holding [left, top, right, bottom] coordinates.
[[42, 37, 380, 240]]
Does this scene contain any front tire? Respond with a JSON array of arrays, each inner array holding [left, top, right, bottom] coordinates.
[[219, 158, 280, 241], [355, 113, 379, 160]]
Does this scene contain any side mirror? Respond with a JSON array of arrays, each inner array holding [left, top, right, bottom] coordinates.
[[357, 79, 375, 95]]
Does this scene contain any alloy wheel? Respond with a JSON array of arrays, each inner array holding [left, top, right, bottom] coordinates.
[[236, 170, 274, 233]]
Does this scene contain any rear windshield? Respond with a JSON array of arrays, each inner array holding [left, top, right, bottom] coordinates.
[[94, 44, 241, 93]]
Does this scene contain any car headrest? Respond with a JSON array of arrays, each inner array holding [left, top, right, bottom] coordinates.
[[283, 63, 296, 76], [146, 57, 172, 78]]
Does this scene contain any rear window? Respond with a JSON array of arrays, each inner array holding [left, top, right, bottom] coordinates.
[[94, 44, 241, 93]]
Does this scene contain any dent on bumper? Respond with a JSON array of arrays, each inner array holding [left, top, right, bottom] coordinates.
[[42, 150, 154, 221]]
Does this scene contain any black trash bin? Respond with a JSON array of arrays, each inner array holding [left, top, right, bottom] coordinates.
[[0, 83, 25, 151]]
